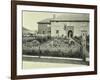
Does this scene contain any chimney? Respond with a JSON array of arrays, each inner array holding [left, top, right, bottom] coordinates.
[[53, 14, 56, 19]]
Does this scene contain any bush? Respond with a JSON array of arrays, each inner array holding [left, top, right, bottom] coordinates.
[[23, 37, 83, 58], [36, 36, 49, 43]]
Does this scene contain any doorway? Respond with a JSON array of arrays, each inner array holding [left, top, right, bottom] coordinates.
[[68, 30, 73, 38]]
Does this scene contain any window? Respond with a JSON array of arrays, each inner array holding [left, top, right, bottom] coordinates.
[[48, 31, 51, 33], [43, 31, 45, 34], [56, 30, 59, 34]]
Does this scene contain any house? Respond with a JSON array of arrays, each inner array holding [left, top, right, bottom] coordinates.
[[37, 13, 89, 38]]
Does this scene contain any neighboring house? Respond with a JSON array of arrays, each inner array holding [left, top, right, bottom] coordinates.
[[37, 13, 89, 38], [22, 27, 37, 37], [22, 27, 38, 43]]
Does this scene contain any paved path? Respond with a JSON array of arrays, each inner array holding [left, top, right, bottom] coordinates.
[[22, 55, 88, 69]]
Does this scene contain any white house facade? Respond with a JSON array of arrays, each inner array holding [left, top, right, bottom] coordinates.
[[37, 13, 89, 38]]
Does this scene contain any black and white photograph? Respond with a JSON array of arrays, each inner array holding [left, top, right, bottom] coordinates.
[[22, 11, 90, 69]]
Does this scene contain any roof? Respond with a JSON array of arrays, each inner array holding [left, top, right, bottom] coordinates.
[[22, 27, 34, 35], [38, 13, 89, 24], [38, 18, 51, 24]]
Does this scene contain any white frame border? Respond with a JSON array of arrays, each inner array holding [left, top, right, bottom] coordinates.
[[17, 5, 94, 75]]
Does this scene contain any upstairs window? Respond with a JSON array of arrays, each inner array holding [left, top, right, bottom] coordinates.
[[48, 31, 51, 33], [56, 30, 59, 34], [43, 31, 45, 34]]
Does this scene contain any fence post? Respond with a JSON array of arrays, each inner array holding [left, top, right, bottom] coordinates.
[[39, 45, 41, 58], [81, 31, 87, 62]]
